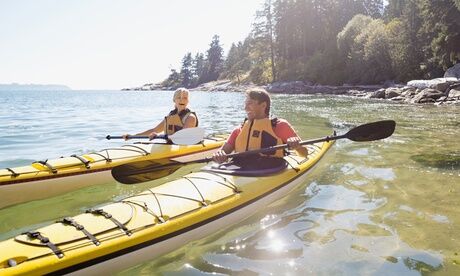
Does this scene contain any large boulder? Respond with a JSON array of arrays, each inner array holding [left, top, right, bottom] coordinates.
[[444, 63, 460, 78], [448, 88, 460, 98], [411, 88, 445, 103], [407, 78, 458, 92], [368, 89, 386, 99], [385, 87, 401, 99]]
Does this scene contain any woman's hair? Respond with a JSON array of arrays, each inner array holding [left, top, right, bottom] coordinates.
[[173, 87, 189, 100], [246, 88, 271, 115]]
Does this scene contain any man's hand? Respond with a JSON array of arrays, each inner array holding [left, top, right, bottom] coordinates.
[[286, 136, 301, 150], [212, 149, 228, 164], [287, 136, 308, 157], [122, 134, 130, 141]]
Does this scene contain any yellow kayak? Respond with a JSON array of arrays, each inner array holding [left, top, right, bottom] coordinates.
[[0, 140, 334, 275], [0, 135, 226, 208]]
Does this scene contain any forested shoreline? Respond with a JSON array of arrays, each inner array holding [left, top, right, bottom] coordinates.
[[127, 0, 460, 101]]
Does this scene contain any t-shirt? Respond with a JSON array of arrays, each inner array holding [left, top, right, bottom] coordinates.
[[226, 118, 298, 146]]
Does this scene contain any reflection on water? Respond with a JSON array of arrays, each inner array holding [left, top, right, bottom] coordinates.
[[1, 90, 459, 274]]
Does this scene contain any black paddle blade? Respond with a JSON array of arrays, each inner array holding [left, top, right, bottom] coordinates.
[[112, 159, 182, 184], [345, 120, 396, 142]]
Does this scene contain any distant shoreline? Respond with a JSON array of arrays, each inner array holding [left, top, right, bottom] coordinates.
[[0, 83, 71, 91], [122, 78, 460, 106]]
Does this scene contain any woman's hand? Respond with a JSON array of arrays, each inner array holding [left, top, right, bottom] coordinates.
[[148, 132, 158, 140], [122, 134, 130, 141]]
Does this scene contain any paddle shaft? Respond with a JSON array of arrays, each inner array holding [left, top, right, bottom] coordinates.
[[183, 134, 343, 164], [111, 120, 395, 183], [106, 134, 167, 140], [173, 119, 396, 164]]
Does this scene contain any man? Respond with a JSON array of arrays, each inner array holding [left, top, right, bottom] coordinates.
[[213, 88, 307, 163]]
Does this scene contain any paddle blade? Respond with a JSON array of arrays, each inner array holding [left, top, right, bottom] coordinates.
[[111, 159, 179, 184], [169, 127, 205, 145], [345, 120, 396, 142], [115, 164, 183, 184]]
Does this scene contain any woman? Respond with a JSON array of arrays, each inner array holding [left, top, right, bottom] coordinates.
[[123, 88, 198, 140]]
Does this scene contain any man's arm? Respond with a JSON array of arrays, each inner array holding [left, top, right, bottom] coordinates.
[[275, 120, 308, 157], [212, 128, 239, 163]]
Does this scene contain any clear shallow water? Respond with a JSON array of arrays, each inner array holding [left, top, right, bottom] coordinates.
[[0, 90, 459, 275]]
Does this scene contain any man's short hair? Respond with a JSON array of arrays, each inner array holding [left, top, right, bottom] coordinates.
[[246, 88, 271, 115]]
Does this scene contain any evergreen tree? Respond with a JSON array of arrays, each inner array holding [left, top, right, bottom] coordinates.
[[418, 0, 460, 76], [203, 35, 224, 83], [253, 0, 277, 81], [192, 53, 205, 87], [180, 53, 193, 88], [162, 69, 181, 88], [384, 0, 406, 19]]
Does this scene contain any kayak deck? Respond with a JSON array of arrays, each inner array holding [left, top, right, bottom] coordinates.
[[0, 140, 334, 275]]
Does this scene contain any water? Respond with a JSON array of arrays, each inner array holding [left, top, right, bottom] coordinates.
[[0, 90, 459, 275]]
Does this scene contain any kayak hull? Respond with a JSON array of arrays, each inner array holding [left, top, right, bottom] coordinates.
[[0, 140, 334, 275]]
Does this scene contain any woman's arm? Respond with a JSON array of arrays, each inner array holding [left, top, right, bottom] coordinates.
[[183, 114, 197, 128]]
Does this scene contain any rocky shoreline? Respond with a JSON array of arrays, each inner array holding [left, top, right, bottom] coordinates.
[[124, 64, 460, 105], [187, 78, 460, 105]]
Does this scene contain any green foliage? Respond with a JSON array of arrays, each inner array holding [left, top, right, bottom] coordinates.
[[338, 15, 393, 84], [386, 18, 422, 81], [180, 53, 193, 88], [202, 35, 225, 83], [337, 15, 374, 57], [162, 0, 460, 87], [418, 0, 460, 75], [305, 46, 345, 85], [222, 41, 252, 84], [455, 0, 460, 10], [161, 69, 181, 88], [192, 53, 205, 87]]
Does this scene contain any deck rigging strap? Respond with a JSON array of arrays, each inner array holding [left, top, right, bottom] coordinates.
[[121, 144, 150, 155], [183, 177, 208, 206], [6, 168, 19, 177], [122, 199, 166, 223], [33, 160, 58, 174], [58, 217, 100, 245], [22, 231, 63, 258], [185, 174, 240, 193], [88, 151, 112, 163], [70, 155, 91, 169], [85, 209, 131, 236]]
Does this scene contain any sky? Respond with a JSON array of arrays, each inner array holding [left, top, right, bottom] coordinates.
[[0, 0, 264, 90]]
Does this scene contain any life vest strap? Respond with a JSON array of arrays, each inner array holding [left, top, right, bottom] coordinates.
[[22, 231, 63, 258]]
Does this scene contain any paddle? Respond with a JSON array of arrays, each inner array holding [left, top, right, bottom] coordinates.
[[112, 120, 396, 184], [106, 127, 205, 145]]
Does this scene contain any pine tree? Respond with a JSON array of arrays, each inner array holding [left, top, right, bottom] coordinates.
[[203, 35, 224, 83], [180, 53, 193, 88]]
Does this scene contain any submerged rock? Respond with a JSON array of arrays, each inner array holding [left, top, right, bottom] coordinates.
[[411, 153, 460, 170]]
